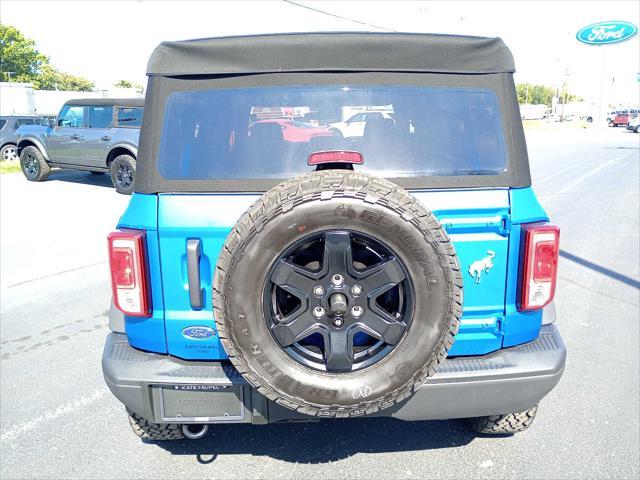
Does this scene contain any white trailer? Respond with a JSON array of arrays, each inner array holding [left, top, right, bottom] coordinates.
[[519, 104, 549, 120], [0, 82, 37, 115]]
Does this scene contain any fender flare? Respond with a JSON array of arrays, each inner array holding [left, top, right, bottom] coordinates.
[[108, 143, 138, 160], [17, 136, 50, 161]]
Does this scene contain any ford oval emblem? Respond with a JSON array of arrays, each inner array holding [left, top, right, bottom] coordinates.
[[576, 21, 638, 45], [182, 326, 216, 340]]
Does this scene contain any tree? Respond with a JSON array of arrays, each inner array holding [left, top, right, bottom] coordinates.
[[114, 79, 133, 88], [34, 64, 94, 91], [0, 23, 94, 91], [114, 79, 143, 92], [0, 24, 47, 82], [516, 83, 554, 106], [516, 82, 582, 107]]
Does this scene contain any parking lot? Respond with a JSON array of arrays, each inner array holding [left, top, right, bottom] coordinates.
[[0, 127, 638, 479]]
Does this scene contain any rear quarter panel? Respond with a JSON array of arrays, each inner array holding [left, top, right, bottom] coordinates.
[[110, 127, 140, 157], [117, 194, 167, 353]]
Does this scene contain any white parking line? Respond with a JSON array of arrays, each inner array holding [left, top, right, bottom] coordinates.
[[557, 157, 625, 194], [0, 388, 108, 443], [6, 261, 107, 289], [539, 162, 582, 184]]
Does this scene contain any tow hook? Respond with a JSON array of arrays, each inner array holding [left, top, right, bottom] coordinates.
[[182, 424, 209, 440]]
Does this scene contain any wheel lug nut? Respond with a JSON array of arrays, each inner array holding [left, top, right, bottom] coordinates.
[[313, 285, 325, 297], [331, 274, 344, 286], [351, 306, 363, 318], [313, 306, 325, 318], [333, 316, 344, 328], [350, 284, 363, 296]]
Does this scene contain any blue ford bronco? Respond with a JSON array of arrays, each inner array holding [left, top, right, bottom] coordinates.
[[102, 33, 565, 441]]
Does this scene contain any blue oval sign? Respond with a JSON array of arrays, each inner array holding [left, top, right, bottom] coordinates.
[[577, 21, 638, 45], [182, 326, 216, 340]]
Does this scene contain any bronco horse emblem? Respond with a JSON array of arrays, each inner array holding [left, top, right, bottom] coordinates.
[[468, 250, 496, 284]]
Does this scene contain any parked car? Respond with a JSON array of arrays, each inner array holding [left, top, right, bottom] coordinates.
[[249, 118, 335, 142], [626, 117, 640, 133], [610, 112, 630, 127], [0, 115, 42, 162], [329, 111, 394, 138], [16, 98, 143, 194], [103, 33, 565, 441]]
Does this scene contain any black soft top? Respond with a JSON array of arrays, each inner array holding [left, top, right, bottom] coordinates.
[[136, 32, 531, 193], [147, 32, 515, 76], [64, 98, 144, 107]]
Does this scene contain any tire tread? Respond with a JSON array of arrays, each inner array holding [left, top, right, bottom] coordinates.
[[468, 405, 538, 435], [110, 154, 136, 195], [213, 170, 463, 418], [127, 409, 184, 441], [20, 145, 50, 182]]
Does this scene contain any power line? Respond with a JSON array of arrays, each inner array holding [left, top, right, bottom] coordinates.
[[282, 0, 398, 32]]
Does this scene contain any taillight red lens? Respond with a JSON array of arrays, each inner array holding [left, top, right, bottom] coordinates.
[[308, 150, 364, 165], [533, 241, 556, 281], [111, 248, 136, 287], [108, 229, 151, 317], [519, 223, 560, 311]]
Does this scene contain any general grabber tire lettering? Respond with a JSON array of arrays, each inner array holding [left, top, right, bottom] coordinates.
[[213, 170, 462, 417], [468, 405, 538, 435], [126, 409, 184, 440]]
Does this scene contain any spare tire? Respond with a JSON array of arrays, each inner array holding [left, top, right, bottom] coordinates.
[[213, 170, 462, 417]]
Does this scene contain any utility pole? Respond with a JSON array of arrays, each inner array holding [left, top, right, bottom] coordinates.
[[596, 48, 607, 125], [560, 68, 569, 122], [5, 71, 16, 114]]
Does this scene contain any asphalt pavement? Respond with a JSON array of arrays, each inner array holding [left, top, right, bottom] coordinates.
[[1, 126, 638, 479]]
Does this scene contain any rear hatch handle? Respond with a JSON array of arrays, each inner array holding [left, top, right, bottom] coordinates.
[[186, 239, 204, 309]]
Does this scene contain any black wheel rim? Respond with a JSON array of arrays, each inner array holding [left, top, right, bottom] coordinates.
[[23, 153, 39, 177], [263, 230, 414, 373], [116, 162, 133, 188]]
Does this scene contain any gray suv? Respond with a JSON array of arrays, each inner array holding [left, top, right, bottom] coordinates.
[[17, 98, 143, 194], [0, 115, 42, 162]]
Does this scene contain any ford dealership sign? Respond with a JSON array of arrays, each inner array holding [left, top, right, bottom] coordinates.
[[577, 21, 638, 45]]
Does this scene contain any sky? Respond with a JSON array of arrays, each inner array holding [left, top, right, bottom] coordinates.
[[1, 0, 639, 106]]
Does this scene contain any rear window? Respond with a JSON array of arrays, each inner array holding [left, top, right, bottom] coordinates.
[[0, 120, 6, 130], [158, 85, 506, 180], [16, 118, 36, 128], [88, 106, 113, 128], [116, 107, 143, 127]]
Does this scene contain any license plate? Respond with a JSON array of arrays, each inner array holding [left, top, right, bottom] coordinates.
[[159, 384, 244, 422]]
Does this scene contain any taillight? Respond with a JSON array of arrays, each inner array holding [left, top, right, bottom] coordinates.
[[308, 150, 364, 166], [108, 229, 151, 317], [519, 223, 560, 311]]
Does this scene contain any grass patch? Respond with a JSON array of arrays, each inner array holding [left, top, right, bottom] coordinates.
[[0, 160, 22, 174]]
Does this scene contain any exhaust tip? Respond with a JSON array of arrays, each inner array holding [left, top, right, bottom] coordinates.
[[182, 423, 209, 440]]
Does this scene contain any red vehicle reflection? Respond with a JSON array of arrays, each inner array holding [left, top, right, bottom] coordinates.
[[611, 113, 629, 127], [249, 119, 335, 142]]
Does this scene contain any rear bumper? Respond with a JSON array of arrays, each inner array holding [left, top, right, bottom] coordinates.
[[102, 324, 566, 424]]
